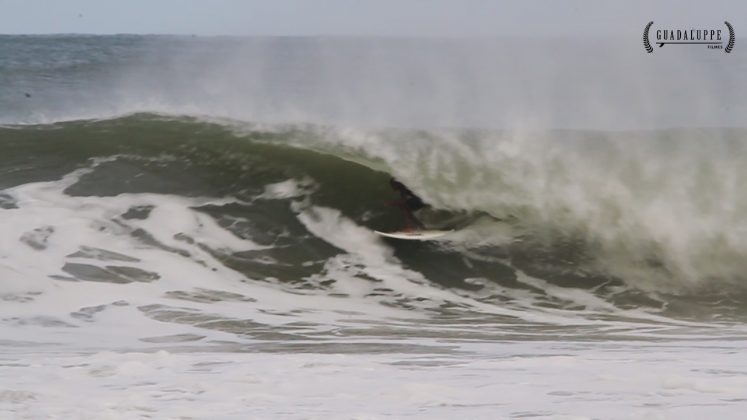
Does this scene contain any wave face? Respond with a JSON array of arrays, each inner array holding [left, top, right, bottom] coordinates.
[[1, 114, 747, 327]]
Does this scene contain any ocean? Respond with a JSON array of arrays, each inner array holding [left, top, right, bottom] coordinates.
[[1, 34, 747, 419]]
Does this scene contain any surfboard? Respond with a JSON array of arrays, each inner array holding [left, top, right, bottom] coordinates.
[[374, 229, 453, 240]]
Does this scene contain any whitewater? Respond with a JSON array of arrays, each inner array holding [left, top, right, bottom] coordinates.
[[1, 35, 747, 419]]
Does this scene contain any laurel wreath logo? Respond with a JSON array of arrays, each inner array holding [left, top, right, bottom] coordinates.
[[725, 21, 735, 53], [644, 21, 735, 53], [643, 21, 654, 53]]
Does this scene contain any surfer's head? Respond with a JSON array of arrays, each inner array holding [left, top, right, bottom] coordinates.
[[389, 178, 404, 191]]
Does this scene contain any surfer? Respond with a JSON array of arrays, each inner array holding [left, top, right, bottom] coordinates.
[[387, 178, 426, 230]]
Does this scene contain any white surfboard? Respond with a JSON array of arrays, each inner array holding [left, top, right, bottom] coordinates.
[[374, 229, 453, 240]]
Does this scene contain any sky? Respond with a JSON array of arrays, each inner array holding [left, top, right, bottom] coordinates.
[[0, 0, 743, 38]]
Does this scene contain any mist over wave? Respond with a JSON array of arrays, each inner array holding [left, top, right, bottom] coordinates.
[[348, 126, 747, 293], [2, 34, 744, 128]]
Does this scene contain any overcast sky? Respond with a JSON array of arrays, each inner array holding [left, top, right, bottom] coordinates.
[[0, 0, 743, 37]]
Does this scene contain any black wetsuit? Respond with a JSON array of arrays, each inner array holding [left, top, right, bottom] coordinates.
[[391, 180, 425, 210], [390, 179, 426, 229]]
